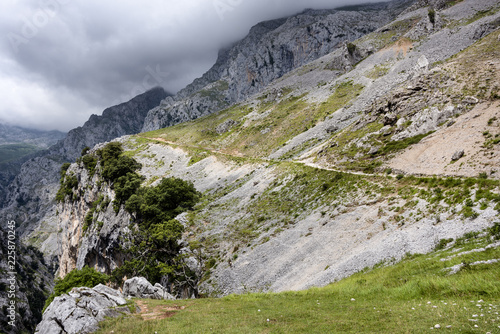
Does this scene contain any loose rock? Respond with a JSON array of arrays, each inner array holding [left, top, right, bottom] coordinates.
[[451, 149, 464, 161], [123, 276, 175, 300]]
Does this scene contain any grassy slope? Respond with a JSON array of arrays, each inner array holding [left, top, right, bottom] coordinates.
[[98, 230, 500, 333]]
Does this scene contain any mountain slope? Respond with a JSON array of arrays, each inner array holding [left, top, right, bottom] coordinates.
[[0, 125, 66, 207], [47, 0, 500, 300]]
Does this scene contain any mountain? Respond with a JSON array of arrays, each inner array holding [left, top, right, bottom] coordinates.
[[141, 0, 414, 132], [0, 125, 66, 206], [0, 123, 65, 151], [5, 0, 500, 332], [47, 0, 500, 296]]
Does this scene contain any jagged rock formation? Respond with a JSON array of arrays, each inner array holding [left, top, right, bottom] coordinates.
[[55, 153, 134, 278], [35, 284, 131, 334], [0, 225, 52, 334], [142, 0, 413, 132]]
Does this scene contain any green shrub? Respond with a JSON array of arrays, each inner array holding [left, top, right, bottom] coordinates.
[[489, 222, 500, 240], [43, 267, 109, 312], [55, 172, 79, 203], [347, 42, 356, 55], [113, 177, 201, 285], [83, 209, 95, 233], [428, 8, 436, 24], [82, 154, 98, 176], [81, 146, 90, 156], [126, 177, 200, 228], [435, 238, 453, 250]]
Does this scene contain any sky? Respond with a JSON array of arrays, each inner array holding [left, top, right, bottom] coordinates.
[[0, 0, 381, 132]]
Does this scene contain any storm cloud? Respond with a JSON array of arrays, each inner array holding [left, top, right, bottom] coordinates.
[[1, 0, 383, 131]]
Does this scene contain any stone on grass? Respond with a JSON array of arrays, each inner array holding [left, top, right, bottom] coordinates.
[[123, 276, 175, 300]]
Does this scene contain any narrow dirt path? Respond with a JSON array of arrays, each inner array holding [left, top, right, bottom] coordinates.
[[135, 300, 185, 321]]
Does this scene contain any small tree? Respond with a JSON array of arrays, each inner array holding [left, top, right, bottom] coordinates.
[[428, 8, 436, 24], [347, 42, 356, 56]]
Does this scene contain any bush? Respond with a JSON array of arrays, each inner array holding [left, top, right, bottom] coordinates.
[[82, 154, 98, 175], [43, 267, 109, 312], [81, 146, 90, 156], [113, 177, 201, 285], [347, 42, 356, 55], [102, 155, 142, 182], [126, 177, 201, 228], [428, 8, 436, 24], [55, 173, 79, 202], [489, 222, 500, 240]]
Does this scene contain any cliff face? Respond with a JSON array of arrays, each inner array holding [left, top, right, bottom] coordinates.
[[55, 157, 133, 278], [141, 0, 414, 132], [0, 225, 52, 334]]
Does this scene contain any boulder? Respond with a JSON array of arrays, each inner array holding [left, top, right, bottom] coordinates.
[[451, 149, 464, 161], [216, 119, 239, 134], [123, 277, 175, 300], [35, 284, 130, 334]]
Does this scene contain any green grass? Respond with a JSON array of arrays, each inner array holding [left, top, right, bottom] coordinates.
[[465, 6, 500, 25], [141, 81, 363, 159], [97, 232, 500, 333], [0, 143, 39, 163]]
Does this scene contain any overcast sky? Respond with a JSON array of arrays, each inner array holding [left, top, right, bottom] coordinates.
[[0, 0, 381, 132]]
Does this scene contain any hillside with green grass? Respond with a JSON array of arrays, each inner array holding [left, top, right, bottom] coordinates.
[[97, 227, 500, 333]]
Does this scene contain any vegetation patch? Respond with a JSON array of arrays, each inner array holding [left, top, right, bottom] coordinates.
[[43, 266, 109, 312], [55, 163, 79, 202]]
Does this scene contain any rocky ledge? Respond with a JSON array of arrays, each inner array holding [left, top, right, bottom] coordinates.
[[35, 284, 131, 334]]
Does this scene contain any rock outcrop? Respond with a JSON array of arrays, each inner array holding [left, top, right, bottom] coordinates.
[[35, 284, 131, 334], [123, 277, 175, 300]]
